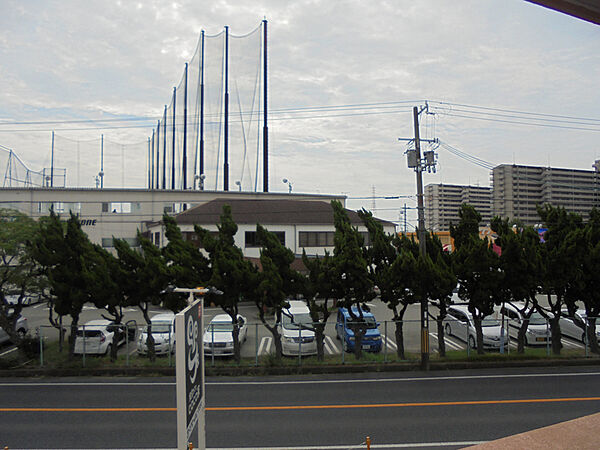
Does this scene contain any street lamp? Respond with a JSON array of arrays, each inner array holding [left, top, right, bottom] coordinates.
[[235, 180, 242, 192], [282, 178, 292, 193]]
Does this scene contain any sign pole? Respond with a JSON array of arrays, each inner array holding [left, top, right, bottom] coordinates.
[[175, 287, 208, 450]]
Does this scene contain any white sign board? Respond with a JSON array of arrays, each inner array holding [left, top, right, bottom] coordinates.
[[176, 299, 205, 449]]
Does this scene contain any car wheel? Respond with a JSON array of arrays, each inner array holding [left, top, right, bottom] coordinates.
[[105, 344, 112, 356], [468, 335, 476, 349], [17, 328, 26, 338], [444, 323, 452, 337]]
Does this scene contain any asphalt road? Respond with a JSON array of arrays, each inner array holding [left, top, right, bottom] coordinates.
[[2, 366, 600, 449]]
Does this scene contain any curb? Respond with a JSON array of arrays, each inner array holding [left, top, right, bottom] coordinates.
[[1, 357, 599, 378]]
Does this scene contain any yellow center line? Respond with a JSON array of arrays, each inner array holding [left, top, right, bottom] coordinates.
[[2, 397, 600, 412]]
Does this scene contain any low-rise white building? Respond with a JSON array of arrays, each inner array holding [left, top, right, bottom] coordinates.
[[145, 198, 397, 258], [0, 188, 349, 250]]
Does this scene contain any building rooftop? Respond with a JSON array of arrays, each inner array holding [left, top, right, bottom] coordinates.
[[172, 198, 395, 227]]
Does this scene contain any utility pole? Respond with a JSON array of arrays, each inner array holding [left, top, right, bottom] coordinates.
[[399, 104, 438, 371]]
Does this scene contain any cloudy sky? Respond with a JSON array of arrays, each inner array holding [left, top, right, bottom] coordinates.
[[0, 0, 599, 227]]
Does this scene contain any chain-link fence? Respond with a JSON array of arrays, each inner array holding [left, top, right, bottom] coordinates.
[[24, 315, 599, 368]]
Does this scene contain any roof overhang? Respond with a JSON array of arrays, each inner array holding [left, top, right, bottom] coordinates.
[[525, 0, 600, 25]]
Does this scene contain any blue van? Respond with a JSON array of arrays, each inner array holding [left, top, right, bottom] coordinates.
[[336, 307, 382, 353]]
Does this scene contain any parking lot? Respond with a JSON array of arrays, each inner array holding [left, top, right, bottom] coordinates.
[[1, 295, 591, 365]]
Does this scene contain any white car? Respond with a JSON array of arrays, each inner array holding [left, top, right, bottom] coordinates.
[[204, 314, 247, 356], [500, 302, 551, 346], [444, 305, 508, 350], [278, 300, 316, 356], [74, 320, 131, 355], [137, 313, 176, 355], [5, 294, 42, 307], [0, 314, 29, 344], [559, 309, 600, 344]]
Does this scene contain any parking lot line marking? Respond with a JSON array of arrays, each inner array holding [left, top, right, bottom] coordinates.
[[324, 335, 339, 354], [258, 336, 272, 355], [429, 333, 463, 351], [382, 334, 397, 350], [0, 347, 18, 357], [3, 396, 599, 414]]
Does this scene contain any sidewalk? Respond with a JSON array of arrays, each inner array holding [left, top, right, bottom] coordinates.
[[468, 411, 600, 449]]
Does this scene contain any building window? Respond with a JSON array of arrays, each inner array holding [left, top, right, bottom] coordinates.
[[102, 202, 109, 213], [299, 231, 335, 247], [110, 202, 131, 214], [154, 232, 160, 246], [245, 231, 285, 247]]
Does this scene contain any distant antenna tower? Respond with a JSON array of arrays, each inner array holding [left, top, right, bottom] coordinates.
[[371, 185, 376, 212]]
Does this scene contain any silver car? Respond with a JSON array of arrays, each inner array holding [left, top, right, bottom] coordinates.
[[501, 302, 551, 346], [560, 309, 600, 343], [444, 305, 508, 350]]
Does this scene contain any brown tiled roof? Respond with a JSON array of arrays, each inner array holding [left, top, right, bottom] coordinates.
[[173, 198, 394, 227]]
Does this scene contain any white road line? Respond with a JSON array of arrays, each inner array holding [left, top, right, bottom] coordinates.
[[324, 335, 339, 354], [2, 371, 600, 387], [32, 303, 46, 309], [8, 444, 489, 450], [258, 336, 272, 355]]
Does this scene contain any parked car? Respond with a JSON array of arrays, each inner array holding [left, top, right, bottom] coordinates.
[[278, 300, 317, 356], [137, 313, 176, 355], [203, 314, 248, 356], [443, 305, 508, 350], [0, 314, 28, 344], [5, 294, 42, 307], [559, 309, 600, 343], [335, 306, 382, 353], [74, 319, 134, 355], [500, 302, 551, 346]]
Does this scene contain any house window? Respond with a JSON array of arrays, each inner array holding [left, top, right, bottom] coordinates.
[[102, 202, 109, 213], [245, 231, 285, 247], [153, 232, 160, 246], [299, 232, 335, 247]]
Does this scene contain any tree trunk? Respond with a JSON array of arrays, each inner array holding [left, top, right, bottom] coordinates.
[[473, 315, 484, 355], [517, 319, 527, 354], [394, 319, 405, 360], [353, 325, 365, 360], [68, 315, 79, 359], [587, 317, 600, 355], [232, 324, 241, 364], [315, 323, 326, 361], [436, 317, 446, 357], [141, 306, 155, 362], [550, 315, 562, 355]]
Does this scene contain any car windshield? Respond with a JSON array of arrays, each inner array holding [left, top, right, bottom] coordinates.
[[348, 316, 378, 329], [282, 312, 313, 330], [207, 322, 234, 332], [481, 317, 500, 327], [151, 321, 172, 333], [528, 312, 547, 325]]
